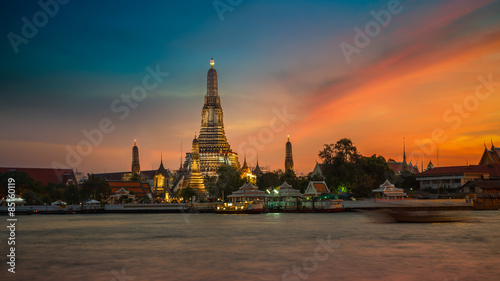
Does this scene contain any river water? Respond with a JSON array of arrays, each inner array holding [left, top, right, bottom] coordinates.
[[1, 211, 499, 281]]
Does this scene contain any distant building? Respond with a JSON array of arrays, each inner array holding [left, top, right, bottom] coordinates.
[[266, 181, 302, 210], [426, 161, 434, 171], [459, 180, 500, 194], [252, 156, 263, 178], [373, 180, 407, 199], [479, 141, 500, 165], [285, 136, 294, 173], [415, 164, 500, 190], [240, 154, 257, 184], [108, 181, 152, 202], [386, 138, 419, 174], [310, 162, 325, 179], [227, 182, 266, 202], [185, 135, 205, 194], [152, 154, 173, 201], [303, 181, 330, 197], [109, 187, 135, 204], [0, 167, 77, 186]]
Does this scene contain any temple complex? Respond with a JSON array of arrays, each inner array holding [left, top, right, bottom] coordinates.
[[197, 58, 240, 176]]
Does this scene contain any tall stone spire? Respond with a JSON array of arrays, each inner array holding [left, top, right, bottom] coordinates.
[[197, 58, 240, 175], [131, 139, 140, 176], [285, 135, 294, 173]]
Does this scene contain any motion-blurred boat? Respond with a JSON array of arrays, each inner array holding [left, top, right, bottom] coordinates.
[[369, 209, 466, 223]]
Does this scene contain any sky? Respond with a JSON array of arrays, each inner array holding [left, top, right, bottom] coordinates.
[[1, 0, 500, 175]]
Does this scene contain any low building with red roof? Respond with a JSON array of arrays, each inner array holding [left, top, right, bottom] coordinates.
[[415, 164, 500, 190], [0, 167, 77, 186]]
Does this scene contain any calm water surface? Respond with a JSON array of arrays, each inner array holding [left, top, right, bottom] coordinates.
[[1, 211, 499, 281]]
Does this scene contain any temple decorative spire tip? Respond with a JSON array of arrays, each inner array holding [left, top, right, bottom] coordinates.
[[210, 57, 214, 68]]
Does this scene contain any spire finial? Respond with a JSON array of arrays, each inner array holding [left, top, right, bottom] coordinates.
[[492, 138, 494, 148], [287, 135, 290, 141], [134, 139, 137, 146], [210, 57, 214, 68], [161, 152, 163, 164]]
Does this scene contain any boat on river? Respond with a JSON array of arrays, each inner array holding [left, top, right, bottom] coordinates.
[[301, 199, 345, 213], [373, 209, 466, 223], [215, 201, 264, 214]]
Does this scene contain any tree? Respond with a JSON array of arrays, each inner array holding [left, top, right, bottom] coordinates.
[[0, 171, 40, 198], [319, 139, 394, 198], [62, 184, 80, 204], [212, 165, 245, 200], [319, 138, 360, 165], [257, 170, 282, 191], [22, 190, 44, 205], [81, 174, 109, 201], [395, 170, 419, 191], [319, 138, 360, 193], [204, 175, 219, 198], [178, 186, 197, 202]]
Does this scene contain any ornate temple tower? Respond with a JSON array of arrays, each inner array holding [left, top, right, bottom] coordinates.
[[131, 140, 141, 176], [285, 136, 294, 173], [197, 58, 239, 175], [240, 153, 256, 184], [188, 135, 206, 193]]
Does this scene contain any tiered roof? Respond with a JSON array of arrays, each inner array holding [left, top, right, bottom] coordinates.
[[479, 143, 500, 165], [227, 183, 266, 199], [373, 180, 407, 197], [108, 181, 151, 198], [303, 181, 330, 197]]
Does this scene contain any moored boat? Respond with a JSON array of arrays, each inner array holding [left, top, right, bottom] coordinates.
[[314, 199, 345, 213], [215, 201, 264, 214]]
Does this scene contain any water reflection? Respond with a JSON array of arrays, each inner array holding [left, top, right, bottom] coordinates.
[[1, 212, 499, 281]]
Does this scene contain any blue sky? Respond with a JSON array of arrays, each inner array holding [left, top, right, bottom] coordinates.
[[1, 0, 500, 174]]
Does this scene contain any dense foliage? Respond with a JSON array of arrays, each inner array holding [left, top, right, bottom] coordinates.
[[0, 172, 110, 205], [318, 138, 395, 198]]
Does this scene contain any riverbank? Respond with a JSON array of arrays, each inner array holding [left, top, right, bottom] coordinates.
[[0, 199, 479, 215]]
